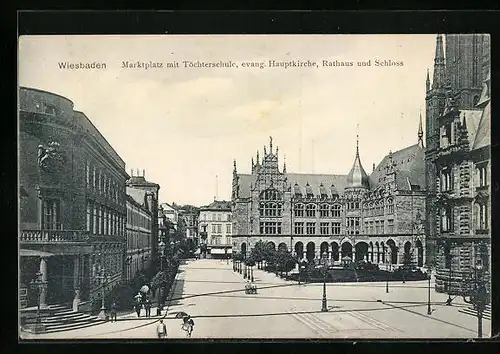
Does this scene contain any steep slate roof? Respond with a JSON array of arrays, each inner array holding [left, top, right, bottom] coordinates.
[[236, 173, 348, 198], [200, 200, 232, 210], [126, 187, 147, 208], [369, 144, 425, 190], [471, 102, 491, 150]]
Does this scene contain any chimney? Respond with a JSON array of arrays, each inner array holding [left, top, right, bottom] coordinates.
[[143, 169, 145, 177], [131, 169, 134, 176], [373, 163, 375, 172]]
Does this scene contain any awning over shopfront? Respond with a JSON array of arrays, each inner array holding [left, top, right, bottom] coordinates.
[[20, 249, 55, 257], [210, 248, 232, 255]]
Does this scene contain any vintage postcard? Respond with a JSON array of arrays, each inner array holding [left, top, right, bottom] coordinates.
[[18, 34, 491, 339]]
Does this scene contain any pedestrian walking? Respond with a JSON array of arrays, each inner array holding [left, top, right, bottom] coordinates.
[[145, 298, 152, 317], [157, 319, 167, 339], [110, 301, 118, 322], [135, 302, 142, 318]]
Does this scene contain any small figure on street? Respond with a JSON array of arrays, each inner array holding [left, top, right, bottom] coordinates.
[[135, 302, 142, 318], [110, 301, 118, 322], [157, 319, 167, 339], [181, 314, 194, 338], [145, 298, 152, 317]]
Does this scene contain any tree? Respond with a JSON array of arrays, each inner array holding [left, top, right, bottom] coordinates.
[[250, 240, 266, 269]]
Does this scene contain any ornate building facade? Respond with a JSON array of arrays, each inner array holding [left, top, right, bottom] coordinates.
[[424, 34, 491, 293], [19, 87, 128, 311], [232, 133, 426, 268]]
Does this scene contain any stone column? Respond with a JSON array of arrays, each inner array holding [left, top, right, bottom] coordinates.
[[39, 257, 48, 309], [73, 256, 81, 311]]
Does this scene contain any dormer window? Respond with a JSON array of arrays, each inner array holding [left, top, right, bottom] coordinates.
[[43, 103, 57, 115]]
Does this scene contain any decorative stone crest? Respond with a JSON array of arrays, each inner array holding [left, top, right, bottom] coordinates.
[[37, 142, 65, 172]]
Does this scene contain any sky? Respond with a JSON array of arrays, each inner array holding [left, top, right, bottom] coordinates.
[[18, 34, 437, 206]]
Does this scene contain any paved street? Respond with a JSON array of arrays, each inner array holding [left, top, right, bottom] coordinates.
[[21, 259, 490, 339]]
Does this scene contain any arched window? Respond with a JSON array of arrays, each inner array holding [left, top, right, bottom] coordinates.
[[306, 204, 316, 218], [260, 189, 282, 201], [386, 198, 394, 214], [475, 203, 488, 230], [259, 189, 283, 217], [330, 204, 341, 218], [294, 203, 304, 217], [319, 204, 329, 218]]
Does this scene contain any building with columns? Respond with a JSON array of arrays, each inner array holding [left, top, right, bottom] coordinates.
[[424, 34, 491, 293], [19, 87, 129, 311], [231, 133, 426, 268]]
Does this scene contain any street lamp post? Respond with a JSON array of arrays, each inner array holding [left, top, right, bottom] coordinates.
[[463, 262, 488, 338], [321, 255, 328, 312], [446, 253, 455, 306], [427, 272, 432, 315], [97, 268, 109, 321], [386, 279, 389, 293], [157, 241, 165, 316]]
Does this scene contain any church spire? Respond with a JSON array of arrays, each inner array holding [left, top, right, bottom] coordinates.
[[418, 112, 424, 148], [269, 136, 273, 154], [432, 34, 447, 89], [356, 134, 360, 157], [283, 154, 287, 173], [256, 150, 260, 164], [233, 159, 237, 174], [426, 68, 430, 92]]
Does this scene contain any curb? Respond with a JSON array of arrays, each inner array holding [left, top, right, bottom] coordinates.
[[163, 268, 181, 317]]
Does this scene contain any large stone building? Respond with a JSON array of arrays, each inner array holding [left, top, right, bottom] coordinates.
[[126, 170, 160, 266], [19, 87, 128, 311], [198, 201, 233, 258], [424, 34, 491, 293], [232, 134, 426, 267], [124, 191, 153, 283]]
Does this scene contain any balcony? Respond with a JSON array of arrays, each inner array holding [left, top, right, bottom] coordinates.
[[20, 229, 91, 243]]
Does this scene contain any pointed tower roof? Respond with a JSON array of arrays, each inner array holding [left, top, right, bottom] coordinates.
[[426, 68, 430, 92], [418, 112, 424, 148], [346, 135, 370, 189], [432, 34, 447, 89]]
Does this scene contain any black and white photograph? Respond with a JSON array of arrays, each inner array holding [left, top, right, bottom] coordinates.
[[18, 34, 491, 339]]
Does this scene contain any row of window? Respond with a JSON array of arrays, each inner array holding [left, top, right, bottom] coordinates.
[[199, 212, 231, 222], [294, 222, 342, 235], [293, 202, 394, 218], [294, 204, 342, 218], [126, 230, 150, 250], [260, 202, 283, 217], [440, 164, 489, 192], [260, 222, 282, 235], [211, 223, 232, 234], [440, 204, 489, 232], [86, 201, 125, 236], [85, 162, 123, 204], [126, 205, 152, 231], [210, 236, 232, 245], [363, 219, 395, 234]]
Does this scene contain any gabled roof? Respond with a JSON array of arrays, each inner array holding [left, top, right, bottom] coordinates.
[[126, 187, 148, 208], [471, 102, 491, 150], [459, 109, 483, 149], [369, 144, 425, 190]]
